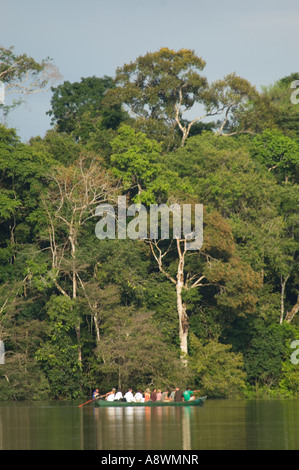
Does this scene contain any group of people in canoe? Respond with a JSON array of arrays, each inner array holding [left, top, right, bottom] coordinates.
[[92, 387, 200, 403]]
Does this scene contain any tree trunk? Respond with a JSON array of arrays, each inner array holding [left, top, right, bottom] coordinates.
[[285, 294, 299, 324], [279, 275, 289, 325], [180, 128, 189, 147], [70, 231, 82, 365], [148, 238, 204, 366], [176, 282, 188, 359], [94, 313, 101, 345], [176, 239, 188, 362]]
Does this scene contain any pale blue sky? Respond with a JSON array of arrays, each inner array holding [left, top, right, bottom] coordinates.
[[2, 0, 299, 141]]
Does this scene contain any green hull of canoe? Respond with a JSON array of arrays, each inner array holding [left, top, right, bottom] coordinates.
[[94, 396, 207, 407]]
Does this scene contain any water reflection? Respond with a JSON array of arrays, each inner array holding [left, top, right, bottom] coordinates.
[[182, 407, 191, 450], [91, 405, 197, 450]]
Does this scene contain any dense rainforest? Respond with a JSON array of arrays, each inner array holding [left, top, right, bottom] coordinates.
[[0, 47, 298, 400]]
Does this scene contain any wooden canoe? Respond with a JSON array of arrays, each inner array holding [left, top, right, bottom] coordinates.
[[94, 396, 207, 407]]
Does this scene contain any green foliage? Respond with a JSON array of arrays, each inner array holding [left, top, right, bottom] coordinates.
[[250, 129, 299, 183], [35, 295, 83, 399], [105, 48, 263, 145], [244, 321, 285, 389], [95, 307, 186, 391], [110, 124, 182, 203], [29, 130, 82, 166], [110, 125, 162, 200], [0, 189, 21, 220], [263, 72, 299, 139], [47, 75, 124, 138], [106, 48, 207, 122], [189, 333, 246, 398]]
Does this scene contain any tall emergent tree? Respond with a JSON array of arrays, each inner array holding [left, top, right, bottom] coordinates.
[[104, 47, 261, 147]]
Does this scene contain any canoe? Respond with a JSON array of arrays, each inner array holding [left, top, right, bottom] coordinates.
[[94, 396, 207, 407]]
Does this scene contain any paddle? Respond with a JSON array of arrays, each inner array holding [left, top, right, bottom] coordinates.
[[78, 392, 108, 408]]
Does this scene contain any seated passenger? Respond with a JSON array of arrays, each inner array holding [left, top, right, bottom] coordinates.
[[174, 387, 184, 402], [114, 390, 123, 401], [124, 388, 136, 402], [106, 388, 116, 401], [144, 389, 151, 401], [161, 390, 170, 401], [134, 390, 144, 402], [183, 388, 200, 401]]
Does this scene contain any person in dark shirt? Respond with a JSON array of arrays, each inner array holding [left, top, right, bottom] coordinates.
[[150, 389, 157, 402], [174, 387, 184, 402]]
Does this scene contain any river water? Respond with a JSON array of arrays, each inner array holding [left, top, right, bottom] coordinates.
[[1, 398, 299, 450]]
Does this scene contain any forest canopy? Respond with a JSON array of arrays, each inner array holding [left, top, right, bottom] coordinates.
[[0, 47, 298, 400]]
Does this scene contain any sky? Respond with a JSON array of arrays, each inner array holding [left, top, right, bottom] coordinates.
[[1, 0, 299, 142]]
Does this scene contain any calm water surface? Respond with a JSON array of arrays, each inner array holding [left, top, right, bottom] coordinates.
[[1, 399, 299, 450]]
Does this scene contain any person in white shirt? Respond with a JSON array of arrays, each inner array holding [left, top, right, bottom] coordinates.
[[106, 388, 116, 401], [124, 388, 136, 402], [134, 391, 144, 402], [114, 390, 123, 401]]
